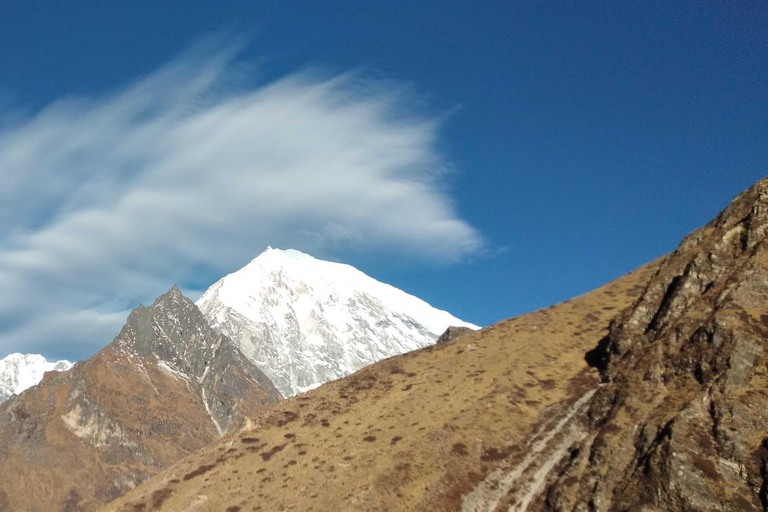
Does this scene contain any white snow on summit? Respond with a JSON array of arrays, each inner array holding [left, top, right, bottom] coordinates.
[[0, 353, 73, 403], [197, 247, 479, 397]]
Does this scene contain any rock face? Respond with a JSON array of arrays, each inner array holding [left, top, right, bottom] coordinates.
[[436, 326, 476, 344], [197, 247, 479, 397], [542, 177, 768, 511], [0, 286, 281, 512], [0, 353, 72, 403], [113, 285, 281, 433]]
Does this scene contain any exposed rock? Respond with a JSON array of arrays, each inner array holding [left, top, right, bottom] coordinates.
[[437, 326, 476, 343], [0, 286, 281, 511], [113, 285, 281, 433], [543, 177, 768, 511]]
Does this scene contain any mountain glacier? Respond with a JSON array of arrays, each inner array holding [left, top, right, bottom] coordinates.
[[196, 247, 479, 397], [0, 353, 73, 403]]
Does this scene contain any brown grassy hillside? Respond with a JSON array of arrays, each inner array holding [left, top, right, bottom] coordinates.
[[104, 259, 660, 512], [0, 288, 280, 511]]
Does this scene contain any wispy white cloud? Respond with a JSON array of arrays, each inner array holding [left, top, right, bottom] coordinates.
[[0, 39, 483, 359]]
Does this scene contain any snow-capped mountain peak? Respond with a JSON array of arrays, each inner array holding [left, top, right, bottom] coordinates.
[[0, 353, 73, 403], [197, 247, 479, 397]]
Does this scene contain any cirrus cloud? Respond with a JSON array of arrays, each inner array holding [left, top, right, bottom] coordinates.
[[0, 39, 483, 360]]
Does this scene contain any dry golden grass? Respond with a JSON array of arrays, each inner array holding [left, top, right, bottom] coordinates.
[[104, 259, 660, 512]]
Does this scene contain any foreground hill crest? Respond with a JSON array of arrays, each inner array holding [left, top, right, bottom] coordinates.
[[543, 176, 768, 511]]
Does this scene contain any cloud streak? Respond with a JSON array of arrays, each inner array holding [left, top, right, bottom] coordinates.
[[0, 40, 483, 360]]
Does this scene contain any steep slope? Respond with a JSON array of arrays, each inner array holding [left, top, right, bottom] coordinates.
[[0, 286, 281, 512], [197, 247, 479, 397], [537, 178, 768, 510], [0, 353, 72, 403], [104, 257, 659, 512]]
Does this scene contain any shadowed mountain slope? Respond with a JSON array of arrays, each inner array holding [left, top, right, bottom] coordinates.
[[0, 287, 281, 512], [104, 258, 659, 511]]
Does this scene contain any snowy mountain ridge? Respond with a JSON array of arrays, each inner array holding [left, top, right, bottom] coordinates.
[[0, 353, 73, 403], [196, 247, 479, 397]]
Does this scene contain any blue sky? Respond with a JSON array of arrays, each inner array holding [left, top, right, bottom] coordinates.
[[0, 2, 766, 361]]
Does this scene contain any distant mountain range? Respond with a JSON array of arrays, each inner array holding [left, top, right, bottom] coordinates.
[[197, 247, 478, 397], [0, 353, 72, 403]]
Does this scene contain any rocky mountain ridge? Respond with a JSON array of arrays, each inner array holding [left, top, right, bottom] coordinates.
[[197, 247, 478, 397], [538, 177, 768, 510], [0, 286, 280, 511], [113, 285, 281, 433], [0, 353, 72, 403]]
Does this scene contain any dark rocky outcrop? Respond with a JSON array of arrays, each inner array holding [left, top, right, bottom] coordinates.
[[544, 177, 768, 511], [113, 285, 281, 432], [436, 326, 475, 344]]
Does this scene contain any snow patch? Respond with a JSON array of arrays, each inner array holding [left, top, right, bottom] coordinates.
[[196, 247, 479, 397], [156, 360, 188, 380], [0, 353, 74, 403]]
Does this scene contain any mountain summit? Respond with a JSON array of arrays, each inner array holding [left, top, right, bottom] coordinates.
[[197, 247, 479, 397], [0, 286, 280, 511], [0, 353, 72, 403], [112, 285, 281, 433]]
